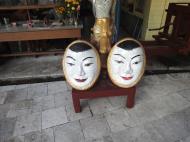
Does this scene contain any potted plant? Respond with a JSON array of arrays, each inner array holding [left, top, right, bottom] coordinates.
[[55, 0, 80, 25]]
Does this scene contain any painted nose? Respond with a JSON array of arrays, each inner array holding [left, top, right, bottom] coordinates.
[[79, 64, 85, 76], [125, 63, 133, 74]]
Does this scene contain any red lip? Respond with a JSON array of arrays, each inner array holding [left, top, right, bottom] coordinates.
[[75, 78, 87, 82], [121, 76, 133, 80]]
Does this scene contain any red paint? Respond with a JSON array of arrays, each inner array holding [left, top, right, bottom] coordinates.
[[75, 78, 87, 82], [121, 76, 133, 80]]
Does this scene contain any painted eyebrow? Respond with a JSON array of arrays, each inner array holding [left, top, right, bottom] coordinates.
[[66, 56, 76, 61], [131, 55, 141, 60], [113, 54, 126, 59], [82, 57, 94, 61]]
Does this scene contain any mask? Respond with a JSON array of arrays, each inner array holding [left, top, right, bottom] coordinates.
[[107, 38, 146, 88], [63, 40, 101, 90]]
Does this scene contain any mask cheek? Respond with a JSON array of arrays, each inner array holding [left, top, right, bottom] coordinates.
[[117, 65, 125, 76], [131, 63, 143, 78], [111, 61, 121, 74], [65, 64, 77, 77], [83, 64, 97, 80]]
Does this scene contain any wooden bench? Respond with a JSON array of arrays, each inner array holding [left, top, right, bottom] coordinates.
[[72, 77, 136, 113]]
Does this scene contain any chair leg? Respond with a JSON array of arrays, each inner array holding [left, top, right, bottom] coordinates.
[[126, 87, 136, 108], [72, 93, 81, 113]]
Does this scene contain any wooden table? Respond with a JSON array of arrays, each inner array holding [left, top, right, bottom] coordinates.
[[72, 76, 136, 113], [0, 24, 82, 57]]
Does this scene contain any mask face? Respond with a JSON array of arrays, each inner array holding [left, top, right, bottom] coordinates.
[[108, 38, 146, 88], [63, 41, 101, 90]]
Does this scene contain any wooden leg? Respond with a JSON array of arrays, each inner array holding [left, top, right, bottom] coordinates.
[[72, 92, 81, 113], [126, 87, 136, 108]]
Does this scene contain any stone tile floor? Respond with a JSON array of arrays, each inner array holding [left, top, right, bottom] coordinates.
[[0, 73, 190, 142]]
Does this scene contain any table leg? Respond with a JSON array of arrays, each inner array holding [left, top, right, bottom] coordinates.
[[126, 87, 136, 108], [72, 92, 81, 113]]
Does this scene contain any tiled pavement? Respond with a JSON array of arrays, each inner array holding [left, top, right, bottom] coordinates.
[[0, 73, 190, 142]]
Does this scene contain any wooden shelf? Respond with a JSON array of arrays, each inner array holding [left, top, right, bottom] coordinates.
[[0, 51, 64, 57], [0, 4, 56, 10]]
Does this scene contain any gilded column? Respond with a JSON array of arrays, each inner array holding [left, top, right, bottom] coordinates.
[[90, 0, 115, 54]]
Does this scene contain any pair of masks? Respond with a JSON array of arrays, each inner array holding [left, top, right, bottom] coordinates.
[[62, 38, 146, 90]]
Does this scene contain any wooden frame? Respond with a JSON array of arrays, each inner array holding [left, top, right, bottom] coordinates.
[[148, 3, 190, 56]]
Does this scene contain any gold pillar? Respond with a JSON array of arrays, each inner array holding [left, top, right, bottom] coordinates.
[[90, 0, 116, 54], [92, 18, 112, 54]]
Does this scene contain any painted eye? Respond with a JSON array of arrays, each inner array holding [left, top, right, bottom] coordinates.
[[133, 61, 141, 65], [114, 60, 124, 64], [85, 63, 93, 67], [67, 63, 75, 66]]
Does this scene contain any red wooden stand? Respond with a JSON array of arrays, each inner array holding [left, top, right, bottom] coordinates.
[[72, 78, 136, 113]]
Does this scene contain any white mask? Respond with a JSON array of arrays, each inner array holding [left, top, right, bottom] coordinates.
[[107, 38, 146, 88], [63, 40, 101, 90]]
